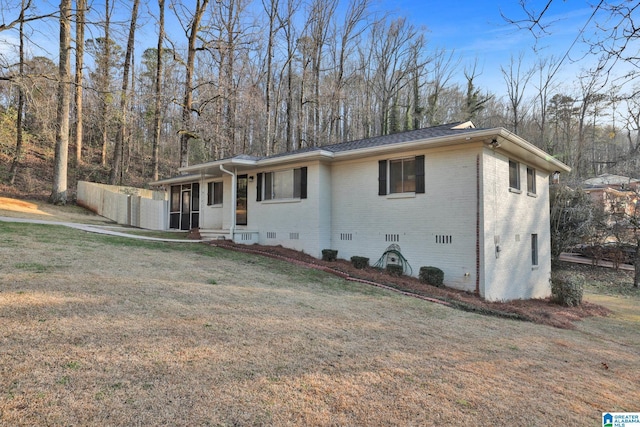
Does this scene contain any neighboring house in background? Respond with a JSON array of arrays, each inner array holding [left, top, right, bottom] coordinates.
[[150, 122, 570, 301], [583, 174, 640, 220]]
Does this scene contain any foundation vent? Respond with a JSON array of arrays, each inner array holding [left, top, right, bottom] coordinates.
[[436, 235, 453, 244], [340, 233, 353, 241], [385, 234, 400, 242], [266, 232, 277, 239], [239, 233, 253, 241], [289, 232, 299, 240]]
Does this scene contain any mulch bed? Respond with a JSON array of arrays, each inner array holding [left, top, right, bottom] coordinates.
[[210, 241, 610, 329]]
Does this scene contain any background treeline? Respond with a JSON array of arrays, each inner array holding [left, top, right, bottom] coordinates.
[[0, 0, 638, 197]]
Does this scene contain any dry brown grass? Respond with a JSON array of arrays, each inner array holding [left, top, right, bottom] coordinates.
[[0, 197, 113, 225], [1, 221, 639, 426]]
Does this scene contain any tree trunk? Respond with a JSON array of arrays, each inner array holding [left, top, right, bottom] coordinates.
[[179, 0, 209, 169], [74, 0, 85, 164], [110, 0, 139, 185], [9, 0, 26, 185], [50, 0, 72, 205], [151, 0, 165, 181], [264, 0, 278, 156], [100, 0, 111, 167]]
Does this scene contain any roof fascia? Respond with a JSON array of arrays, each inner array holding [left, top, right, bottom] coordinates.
[[149, 174, 205, 186], [331, 132, 485, 161], [179, 150, 334, 173], [174, 127, 570, 175], [179, 157, 258, 174], [256, 150, 334, 166], [491, 128, 571, 173]]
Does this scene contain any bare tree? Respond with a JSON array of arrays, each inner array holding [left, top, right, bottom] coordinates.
[[74, 0, 86, 164], [370, 17, 426, 135], [100, 0, 112, 166], [280, 0, 299, 152], [462, 60, 491, 123], [262, 0, 281, 156], [505, 1, 639, 86], [50, 0, 72, 205], [425, 48, 458, 126], [501, 52, 535, 134], [574, 71, 606, 178], [306, 0, 337, 146], [8, 0, 28, 185], [175, 0, 210, 169], [151, 0, 166, 181], [110, 0, 140, 185], [328, 0, 372, 142], [531, 56, 561, 151]]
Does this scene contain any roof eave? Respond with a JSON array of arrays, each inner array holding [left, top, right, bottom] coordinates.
[[149, 174, 204, 186], [179, 156, 259, 174], [493, 128, 571, 173], [257, 149, 335, 166], [332, 133, 483, 160]]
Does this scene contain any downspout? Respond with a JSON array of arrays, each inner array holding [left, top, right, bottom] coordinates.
[[476, 154, 480, 295], [220, 164, 236, 241]]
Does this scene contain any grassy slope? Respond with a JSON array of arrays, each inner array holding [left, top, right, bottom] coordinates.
[[1, 222, 638, 426]]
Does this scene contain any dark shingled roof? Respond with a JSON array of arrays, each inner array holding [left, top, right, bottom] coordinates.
[[265, 122, 480, 159]]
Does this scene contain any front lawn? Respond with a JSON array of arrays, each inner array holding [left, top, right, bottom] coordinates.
[[1, 222, 638, 425]]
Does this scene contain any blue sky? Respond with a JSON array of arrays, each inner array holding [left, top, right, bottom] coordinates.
[[377, 0, 598, 91]]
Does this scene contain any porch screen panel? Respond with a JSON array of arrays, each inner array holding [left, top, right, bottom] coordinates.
[[191, 183, 200, 212], [170, 185, 180, 229]]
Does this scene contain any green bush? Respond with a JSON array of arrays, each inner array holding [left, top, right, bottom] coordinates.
[[419, 266, 444, 287], [386, 264, 403, 277], [350, 256, 369, 269], [551, 271, 584, 307], [321, 249, 338, 262]]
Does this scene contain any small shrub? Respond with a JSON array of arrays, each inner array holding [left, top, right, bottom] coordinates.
[[419, 266, 444, 287], [551, 271, 584, 307], [350, 256, 369, 269], [322, 249, 338, 262], [386, 264, 403, 277]]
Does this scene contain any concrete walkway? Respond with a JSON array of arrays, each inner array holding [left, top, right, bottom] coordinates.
[[0, 216, 202, 243]]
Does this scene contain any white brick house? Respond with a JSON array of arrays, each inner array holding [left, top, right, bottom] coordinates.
[[151, 122, 570, 301]]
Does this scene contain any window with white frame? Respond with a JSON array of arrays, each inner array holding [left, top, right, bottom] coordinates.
[[509, 159, 520, 190], [207, 181, 223, 205], [257, 167, 307, 201], [526, 167, 536, 194], [389, 158, 416, 193], [378, 155, 425, 195]]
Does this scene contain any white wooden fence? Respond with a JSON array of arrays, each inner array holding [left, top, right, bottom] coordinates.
[[77, 181, 168, 230]]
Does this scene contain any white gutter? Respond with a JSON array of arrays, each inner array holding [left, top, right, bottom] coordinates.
[[219, 164, 236, 240], [180, 157, 257, 173], [494, 128, 572, 173]]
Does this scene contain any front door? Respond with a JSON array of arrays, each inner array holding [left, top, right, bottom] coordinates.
[[236, 175, 248, 226]]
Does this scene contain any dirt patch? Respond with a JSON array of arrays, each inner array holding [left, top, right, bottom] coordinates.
[[211, 241, 612, 329]]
